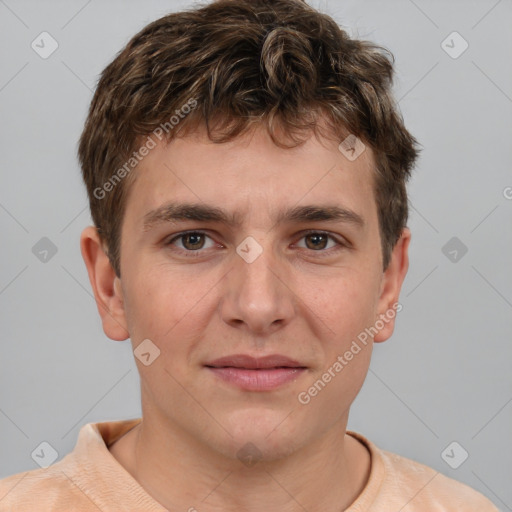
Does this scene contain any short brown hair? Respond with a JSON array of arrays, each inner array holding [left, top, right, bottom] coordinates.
[[78, 0, 419, 277]]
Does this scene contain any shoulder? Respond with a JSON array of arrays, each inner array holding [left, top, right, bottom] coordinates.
[[0, 464, 93, 511], [347, 431, 499, 511], [378, 447, 499, 511], [0, 418, 150, 512]]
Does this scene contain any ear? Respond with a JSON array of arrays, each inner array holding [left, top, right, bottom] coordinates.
[[373, 227, 411, 343], [80, 226, 129, 341]]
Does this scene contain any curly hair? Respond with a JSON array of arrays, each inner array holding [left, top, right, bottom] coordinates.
[[78, 0, 419, 276]]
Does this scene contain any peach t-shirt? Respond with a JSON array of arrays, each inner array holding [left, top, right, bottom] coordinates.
[[0, 418, 499, 511]]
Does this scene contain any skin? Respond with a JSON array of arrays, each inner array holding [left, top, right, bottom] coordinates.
[[81, 122, 410, 512]]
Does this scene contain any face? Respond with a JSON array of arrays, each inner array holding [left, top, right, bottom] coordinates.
[[83, 123, 409, 461]]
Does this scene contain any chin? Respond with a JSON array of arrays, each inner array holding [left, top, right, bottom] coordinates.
[[219, 408, 306, 462]]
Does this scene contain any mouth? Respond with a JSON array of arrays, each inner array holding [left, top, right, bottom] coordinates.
[[204, 354, 307, 391]]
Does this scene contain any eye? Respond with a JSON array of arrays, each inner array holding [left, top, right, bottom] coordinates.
[[166, 231, 216, 252], [295, 231, 346, 253], [165, 229, 347, 257]]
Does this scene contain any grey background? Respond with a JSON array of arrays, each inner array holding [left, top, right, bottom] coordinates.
[[1, 0, 511, 508]]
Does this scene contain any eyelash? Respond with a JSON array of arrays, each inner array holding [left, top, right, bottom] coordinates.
[[165, 230, 348, 258]]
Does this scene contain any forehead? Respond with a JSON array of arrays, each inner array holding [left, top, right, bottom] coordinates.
[[124, 124, 377, 229]]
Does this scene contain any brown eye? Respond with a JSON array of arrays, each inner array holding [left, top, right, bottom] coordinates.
[[304, 233, 329, 250], [181, 233, 205, 250], [167, 231, 215, 252], [296, 230, 351, 257]]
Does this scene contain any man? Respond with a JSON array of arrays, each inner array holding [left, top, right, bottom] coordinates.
[[0, 0, 499, 510]]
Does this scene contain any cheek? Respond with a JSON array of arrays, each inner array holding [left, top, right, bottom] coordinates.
[[301, 267, 380, 410], [123, 264, 218, 353], [298, 265, 380, 339], [295, 341, 372, 439]]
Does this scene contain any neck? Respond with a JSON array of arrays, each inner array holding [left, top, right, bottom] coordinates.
[[109, 414, 371, 512]]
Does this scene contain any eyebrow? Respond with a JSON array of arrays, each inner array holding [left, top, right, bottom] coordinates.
[[142, 202, 365, 231]]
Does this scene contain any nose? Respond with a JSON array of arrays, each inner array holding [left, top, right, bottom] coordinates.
[[219, 236, 296, 336]]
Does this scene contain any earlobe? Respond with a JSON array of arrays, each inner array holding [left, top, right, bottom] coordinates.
[[80, 226, 129, 341], [373, 227, 411, 343]]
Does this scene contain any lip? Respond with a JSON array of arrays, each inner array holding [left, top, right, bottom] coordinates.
[[206, 354, 305, 369], [204, 354, 307, 391]]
